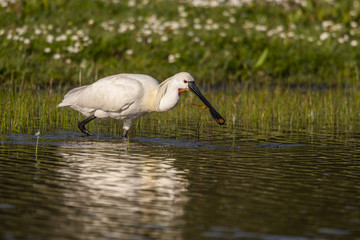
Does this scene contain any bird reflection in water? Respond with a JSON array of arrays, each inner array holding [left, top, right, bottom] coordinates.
[[57, 140, 189, 239]]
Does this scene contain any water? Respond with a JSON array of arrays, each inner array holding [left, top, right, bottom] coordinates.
[[1, 124, 360, 240]]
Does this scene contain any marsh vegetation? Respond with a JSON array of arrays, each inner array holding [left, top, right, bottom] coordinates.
[[1, 0, 360, 137]]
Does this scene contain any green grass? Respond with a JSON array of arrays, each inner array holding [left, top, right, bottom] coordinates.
[[1, 0, 360, 87], [1, 83, 359, 139]]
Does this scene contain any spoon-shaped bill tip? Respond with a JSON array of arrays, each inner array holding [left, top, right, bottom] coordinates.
[[210, 108, 225, 125], [188, 82, 225, 125]]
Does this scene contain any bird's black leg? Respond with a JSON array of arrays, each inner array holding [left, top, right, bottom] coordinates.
[[78, 116, 96, 136], [122, 129, 129, 139]]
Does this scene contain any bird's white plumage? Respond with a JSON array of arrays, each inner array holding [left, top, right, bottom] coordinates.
[[58, 72, 195, 136], [58, 74, 161, 118]]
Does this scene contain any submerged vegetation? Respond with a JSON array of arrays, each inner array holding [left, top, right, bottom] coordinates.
[[0, 0, 359, 137]]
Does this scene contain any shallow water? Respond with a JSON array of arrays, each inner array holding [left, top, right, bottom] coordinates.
[[1, 124, 360, 240]]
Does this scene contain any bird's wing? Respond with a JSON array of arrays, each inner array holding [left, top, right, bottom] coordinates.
[[118, 73, 159, 86], [60, 74, 147, 112]]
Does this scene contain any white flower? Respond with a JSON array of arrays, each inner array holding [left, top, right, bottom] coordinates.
[[34, 28, 41, 35], [350, 40, 358, 47], [126, 49, 133, 55], [128, 0, 136, 6], [56, 34, 67, 41], [276, 25, 284, 33], [76, 30, 84, 37], [142, 29, 152, 36], [322, 20, 333, 29], [338, 37, 345, 44], [178, 5, 185, 12], [66, 46, 75, 53], [67, 45, 80, 53], [243, 21, 254, 29], [44, 47, 51, 53], [267, 29, 275, 37], [46, 34, 54, 43], [74, 41, 81, 48], [71, 35, 79, 41], [16, 26, 27, 35], [168, 55, 176, 63], [53, 53, 61, 60], [128, 24, 135, 31], [255, 25, 267, 32], [66, 29, 73, 35], [350, 21, 358, 28], [118, 24, 128, 34], [23, 38, 30, 45], [319, 32, 330, 41], [194, 23, 202, 30], [168, 53, 180, 63]]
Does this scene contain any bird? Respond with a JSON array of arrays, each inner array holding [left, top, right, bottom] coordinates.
[[58, 72, 225, 139]]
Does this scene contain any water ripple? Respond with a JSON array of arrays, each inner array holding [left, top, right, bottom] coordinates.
[[1, 128, 360, 240]]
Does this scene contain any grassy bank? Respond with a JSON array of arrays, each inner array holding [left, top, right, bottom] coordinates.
[[1, 0, 360, 87]]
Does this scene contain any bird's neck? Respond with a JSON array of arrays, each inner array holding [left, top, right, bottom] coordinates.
[[153, 80, 181, 112]]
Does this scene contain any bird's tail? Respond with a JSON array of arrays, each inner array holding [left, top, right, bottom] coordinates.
[[58, 85, 88, 107]]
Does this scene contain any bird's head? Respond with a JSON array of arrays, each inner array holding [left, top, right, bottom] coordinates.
[[172, 72, 194, 96], [173, 72, 225, 125]]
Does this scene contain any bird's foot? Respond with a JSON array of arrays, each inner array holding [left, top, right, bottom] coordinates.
[[78, 125, 93, 136], [78, 116, 96, 136]]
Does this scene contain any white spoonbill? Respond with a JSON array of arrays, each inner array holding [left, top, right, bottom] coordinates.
[[58, 72, 225, 138]]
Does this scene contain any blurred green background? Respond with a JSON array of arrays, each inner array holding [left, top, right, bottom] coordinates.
[[1, 0, 359, 87]]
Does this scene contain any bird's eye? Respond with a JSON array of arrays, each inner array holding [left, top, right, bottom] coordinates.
[[184, 80, 188, 83]]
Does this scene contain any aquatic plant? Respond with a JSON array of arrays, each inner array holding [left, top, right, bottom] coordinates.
[[1, 83, 358, 139]]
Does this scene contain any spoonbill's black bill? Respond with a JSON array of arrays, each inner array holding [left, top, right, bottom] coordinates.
[[188, 82, 225, 125]]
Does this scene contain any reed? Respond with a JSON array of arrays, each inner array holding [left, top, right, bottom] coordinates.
[[8, 85, 358, 137], [1, 82, 359, 139]]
